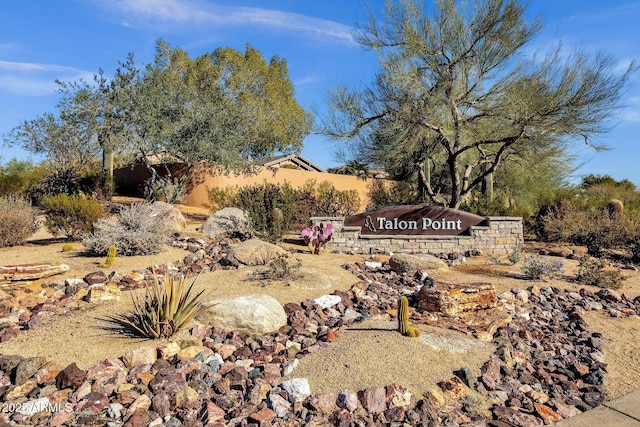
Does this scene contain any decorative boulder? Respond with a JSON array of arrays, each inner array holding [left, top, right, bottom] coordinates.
[[201, 207, 253, 240], [388, 253, 448, 274], [196, 294, 287, 334], [224, 239, 290, 267], [148, 201, 186, 233]]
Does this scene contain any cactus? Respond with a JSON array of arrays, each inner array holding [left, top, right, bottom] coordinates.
[[607, 198, 624, 218], [102, 245, 117, 268], [397, 296, 421, 338], [61, 243, 75, 252]]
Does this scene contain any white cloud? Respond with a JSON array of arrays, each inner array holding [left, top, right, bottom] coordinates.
[[101, 0, 356, 46], [0, 60, 93, 96], [622, 96, 640, 123]]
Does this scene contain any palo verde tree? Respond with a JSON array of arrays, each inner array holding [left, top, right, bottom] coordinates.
[[318, 0, 636, 208]]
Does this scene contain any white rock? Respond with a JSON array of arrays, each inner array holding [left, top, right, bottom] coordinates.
[[268, 392, 292, 417], [282, 358, 299, 376], [313, 294, 342, 309], [196, 294, 287, 334], [280, 378, 311, 403], [17, 397, 50, 416]]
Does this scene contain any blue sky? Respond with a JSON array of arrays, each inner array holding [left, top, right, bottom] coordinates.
[[1, 0, 639, 186]]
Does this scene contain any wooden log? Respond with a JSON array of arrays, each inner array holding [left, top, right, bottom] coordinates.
[[0, 263, 70, 281]]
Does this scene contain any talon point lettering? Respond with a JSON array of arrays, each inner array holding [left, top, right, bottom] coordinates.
[[376, 217, 462, 231]]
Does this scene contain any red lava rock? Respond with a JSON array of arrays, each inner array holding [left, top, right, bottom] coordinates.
[[358, 387, 387, 414], [385, 405, 406, 422], [249, 406, 276, 424], [55, 362, 86, 390], [123, 408, 153, 427], [309, 392, 336, 414], [83, 271, 108, 285], [534, 403, 563, 424]]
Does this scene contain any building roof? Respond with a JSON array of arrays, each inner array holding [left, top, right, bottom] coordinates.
[[254, 153, 325, 172]]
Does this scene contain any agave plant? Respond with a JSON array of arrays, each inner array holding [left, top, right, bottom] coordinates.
[[123, 264, 206, 339]]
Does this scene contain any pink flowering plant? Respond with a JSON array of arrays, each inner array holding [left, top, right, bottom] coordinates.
[[301, 222, 333, 254]]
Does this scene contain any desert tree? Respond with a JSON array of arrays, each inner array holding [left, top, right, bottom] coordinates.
[[128, 40, 312, 202], [318, 0, 636, 208]]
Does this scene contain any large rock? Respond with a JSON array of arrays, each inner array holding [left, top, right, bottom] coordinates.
[[225, 239, 290, 267], [148, 201, 186, 233], [201, 207, 253, 240], [388, 253, 448, 274], [416, 281, 497, 316], [196, 294, 287, 334]]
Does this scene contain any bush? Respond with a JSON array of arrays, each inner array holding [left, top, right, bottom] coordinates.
[[264, 253, 301, 280], [40, 194, 104, 240], [0, 159, 45, 197], [540, 201, 634, 257], [84, 203, 173, 256], [575, 256, 627, 289], [367, 179, 420, 210], [521, 255, 565, 280], [0, 195, 40, 247], [205, 186, 239, 211]]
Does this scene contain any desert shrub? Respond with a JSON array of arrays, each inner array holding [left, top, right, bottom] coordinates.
[[236, 182, 300, 242], [84, 203, 173, 256], [575, 256, 627, 289], [521, 255, 564, 280], [506, 246, 522, 265], [206, 180, 361, 242], [116, 266, 205, 338], [367, 179, 420, 210], [0, 195, 40, 247], [39, 194, 103, 240], [0, 159, 45, 197], [264, 253, 301, 280], [540, 201, 634, 257], [205, 186, 239, 211], [308, 180, 361, 217]]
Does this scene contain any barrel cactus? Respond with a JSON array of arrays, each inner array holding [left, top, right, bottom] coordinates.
[[397, 296, 421, 338]]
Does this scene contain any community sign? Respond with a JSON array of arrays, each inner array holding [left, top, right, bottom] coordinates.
[[344, 205, 486, 236]]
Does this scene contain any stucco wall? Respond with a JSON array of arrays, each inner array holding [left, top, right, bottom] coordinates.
[[114, 162, 372, 211], [311, 216, 523, 255]]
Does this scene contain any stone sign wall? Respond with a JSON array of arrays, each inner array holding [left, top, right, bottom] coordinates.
[[311, 205, 522, 255]]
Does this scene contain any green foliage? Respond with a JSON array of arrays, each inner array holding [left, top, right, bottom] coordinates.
[[521, 255, 565, 280], [206, 180, 360, 242], [236, 181, 300, 243], [0, 159, 46, 197], [506, 246, 522, 265], [119, 266, 206, 339], [302, 179, 361, 217], [61, 243, 75, 252], [40, 194, 103, 240], [84, 203, 172, 256], [0, 195, 40, 247], [205, 186, 239, 211], [397, 296, 421, 338], [318, 0, 636, 208], [366, 179, 420, 210], [575, 256, 627, 289]]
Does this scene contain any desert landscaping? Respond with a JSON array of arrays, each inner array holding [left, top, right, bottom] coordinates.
[[0, 203, 639, 427]]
